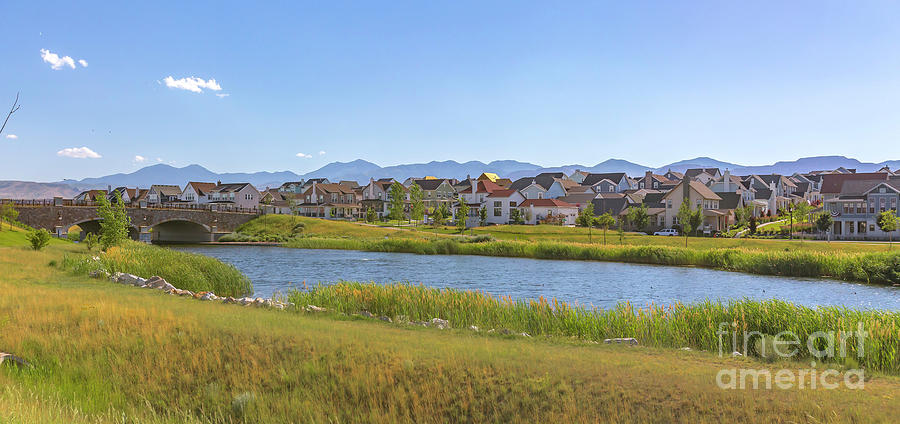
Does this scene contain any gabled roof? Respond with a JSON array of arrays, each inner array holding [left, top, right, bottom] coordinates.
[[414, 178, 450, 191], [581, 173, 627, 186], [715, 192, 743, 210], [684, 168, 720, 179], [486, 189, 522, 198], [820, 172, 889, 194], [557, 193, 599, 206], [186, 182, 217, 196], [211, 183, 254, 193], [519, 198, 576, 208], [458, 180, 503, 194], [150, 184, 182, 196], [663, 180, 722, 201], [478, 172, 499, 182], [305, 183, 358, 198]]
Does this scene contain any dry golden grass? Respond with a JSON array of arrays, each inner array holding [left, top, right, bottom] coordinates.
[[3, 245, 900, 422]]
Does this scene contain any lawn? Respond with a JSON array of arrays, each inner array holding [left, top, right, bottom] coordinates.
[[416, 223, 896, 254], [4, 243, 900, 422]]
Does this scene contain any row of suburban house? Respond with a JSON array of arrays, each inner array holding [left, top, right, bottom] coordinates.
[[72, 165, 900, 238]]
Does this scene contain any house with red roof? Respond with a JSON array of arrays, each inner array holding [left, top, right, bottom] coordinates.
[[485, 189, 526, 225], [518, 198, 579, 226]]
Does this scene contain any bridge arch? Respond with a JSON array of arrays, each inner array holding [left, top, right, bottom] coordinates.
[[68, 218, 140, 241], [149, 218, 212, 243]]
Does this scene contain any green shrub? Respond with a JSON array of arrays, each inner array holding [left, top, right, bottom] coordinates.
[[26, 229, 51, 251]]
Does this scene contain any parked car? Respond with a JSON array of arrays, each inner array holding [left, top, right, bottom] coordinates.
[[653, 228, 679, 236]]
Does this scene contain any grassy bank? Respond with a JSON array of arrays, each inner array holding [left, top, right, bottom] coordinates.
[[288, 282, 900, 374], [5, 245, 900, 422], [59, 241, 253, 297], [284, 236, 900, 285]]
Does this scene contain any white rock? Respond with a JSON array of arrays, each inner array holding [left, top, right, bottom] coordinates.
[[430, 318, 450, 330], [306, 304, 326, 312], [199, 292, 217, 301], [603, 338, 639, 346]]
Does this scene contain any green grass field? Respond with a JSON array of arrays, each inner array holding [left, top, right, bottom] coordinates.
[[4, 242, 900, 422], [237, 215, 898, 254]]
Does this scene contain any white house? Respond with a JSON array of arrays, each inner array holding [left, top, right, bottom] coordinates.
[[208, 183, 260, 209], [180, 182, 217, 204], [485, 189, 526, 225]]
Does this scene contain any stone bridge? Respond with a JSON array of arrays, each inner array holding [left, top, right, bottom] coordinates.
[[14, 205, 259, 243]]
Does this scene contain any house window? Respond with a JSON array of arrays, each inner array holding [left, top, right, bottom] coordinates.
[[538, 193, 543, 199], [858, 222, 867, 233], [493, 201, 501, 207], [608, 186, 614, 192], [494, 208, 502, 217], [667, 199, 672, 208], [653, 182, 659, 189], [509, 201, 517, 207]]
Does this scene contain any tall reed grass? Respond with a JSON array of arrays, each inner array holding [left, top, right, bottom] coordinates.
[[288, 282, 900, 374], [284, 237, 900, 285], [61, 241, 252, 297]]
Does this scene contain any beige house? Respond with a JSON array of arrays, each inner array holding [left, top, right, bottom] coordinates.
[[662, 180, 727, 232]]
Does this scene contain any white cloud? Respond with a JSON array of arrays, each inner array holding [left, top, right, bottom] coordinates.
[[163, 76, 222, 93], [296, 152, 313, 159], [215, 93, 230, 98], [133, 155, 146, 163], [41, 49, 87, 70], [57, 147, 101, 159], [5, 134, 17, 140], [319, 150, 326, 155]]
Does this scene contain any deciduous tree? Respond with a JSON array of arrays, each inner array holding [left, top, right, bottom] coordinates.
[[877, 210, 898, 248], [97, 192, 131, 250], [456, 197, 469, 234], [594, 212, 615, 245], [388, 183, 406, 224], [409, 184, 424, 226]]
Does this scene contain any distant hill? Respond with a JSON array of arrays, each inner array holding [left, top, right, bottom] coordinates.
[[62, 164, 303, 191], [654, 157, 742, 174], [0, 181, 82, 199], [301, 159, 543, 182], [3, 155, 900, 199]]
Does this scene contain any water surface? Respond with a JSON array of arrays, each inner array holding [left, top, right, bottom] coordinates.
[[173, 246, 900, 310]]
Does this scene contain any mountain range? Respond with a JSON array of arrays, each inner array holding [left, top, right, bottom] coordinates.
[[2, 156, 899, 198]]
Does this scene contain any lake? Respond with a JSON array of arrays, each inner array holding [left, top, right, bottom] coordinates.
[[173, 245, 900, 310]]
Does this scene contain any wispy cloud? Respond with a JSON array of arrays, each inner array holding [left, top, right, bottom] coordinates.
[[5, 134, 17, 140], [163, 76, 222, 93], [215, 93, 230, 98], [57, 146, 101, 159], [319, 150, 326, 155], [40, 49, 88, 70], [133, 155, 146, 163], [296, 152, 313, 159]]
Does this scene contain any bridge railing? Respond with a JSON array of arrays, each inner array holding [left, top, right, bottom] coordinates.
[[0, 198, 265, 215]]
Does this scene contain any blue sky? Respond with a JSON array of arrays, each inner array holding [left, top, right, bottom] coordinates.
[[2, 1, 900, 181]]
